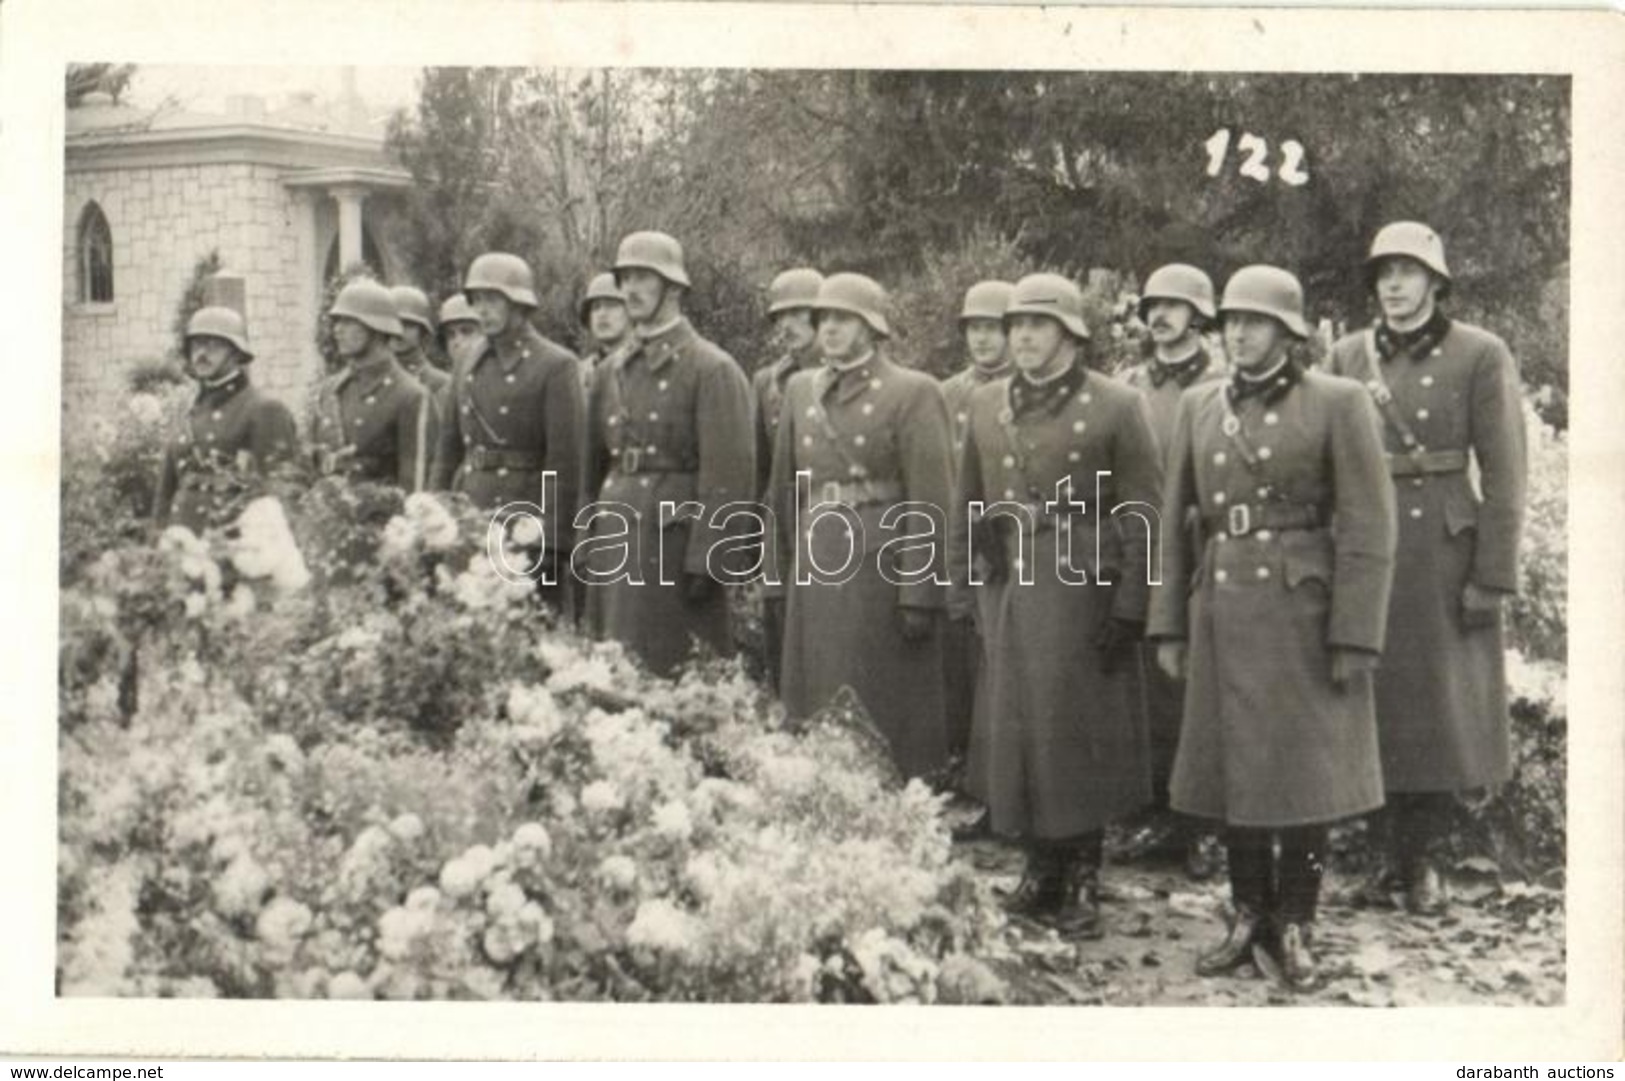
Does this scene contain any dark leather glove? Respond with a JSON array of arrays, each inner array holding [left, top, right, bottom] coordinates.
[[897, 607, 936, 644], [1330, 647, 1380, 690], [1460, 582, 1504, 631], [683, 573, 718, 606], [1094, 616, 1144, 675]]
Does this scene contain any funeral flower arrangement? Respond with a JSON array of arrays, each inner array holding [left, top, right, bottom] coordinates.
[[58, 424, 1007, 1001]]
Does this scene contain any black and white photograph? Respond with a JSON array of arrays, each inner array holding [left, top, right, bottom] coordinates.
[[5, 0, 1622, 1064]]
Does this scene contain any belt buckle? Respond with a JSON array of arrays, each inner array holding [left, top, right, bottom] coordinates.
[[622, 447, 642, 474], [819, 481, 843, 505], [1227, 503, 1252, 537]]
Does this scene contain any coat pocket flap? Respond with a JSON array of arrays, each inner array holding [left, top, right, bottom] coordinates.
[[1281, 533, 1335, 590], [1443, 486, 1481, 536]]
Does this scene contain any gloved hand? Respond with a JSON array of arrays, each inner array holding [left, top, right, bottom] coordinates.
[[1460, 582, 1504, 631], [1094, 616, 1145, 675], [683, 573, 718, 606], [1156, 641, 1188, 681], [1330, 647, 1380, 690], [897, 607, 936, 644]]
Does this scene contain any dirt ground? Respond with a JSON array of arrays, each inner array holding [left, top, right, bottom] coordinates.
[[956, 838, 1566, 1007]]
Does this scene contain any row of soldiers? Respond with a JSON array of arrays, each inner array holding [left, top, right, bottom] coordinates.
[[153, 221, 1525, 994]]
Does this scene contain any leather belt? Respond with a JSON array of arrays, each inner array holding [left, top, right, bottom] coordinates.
[[804, 478, 904, 508], [1387, 448, 1468, 477], [467, 445, 545, 472], [1204, 500, 1325, 538], [613, 446, 697, 475]]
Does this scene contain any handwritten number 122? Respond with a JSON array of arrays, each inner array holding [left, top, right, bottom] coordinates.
[[1205, 130, 1309, 187]]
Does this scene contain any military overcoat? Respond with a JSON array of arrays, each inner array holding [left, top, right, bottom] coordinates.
[[768, 353, 954, 779], [399, 347, 454, 428], [950, 365, 1162, 837], [581, 318, 754, 677], [154, 370, 301, 533], [1147, 366, 1398, 827], [309, 353, 434, 492], [1327, 320, 1526, 791], [751, 345, 821, 500], [431, 323, 584, 559], [1118, 346, 1226, 790]]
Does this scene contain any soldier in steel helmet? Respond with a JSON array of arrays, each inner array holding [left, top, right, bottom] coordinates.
[[768, 272, 954, 780], [1148, 265, 1397, 992], [1118, 263, 1227, 881], [309, 279, 435, 493], [938, 279, 1013, 816], [389, 286, 453, 423], [431, 252, 586, 614], [1327, 223, 1527, 917], [154, 306, 302, 533], [573, 273, 631, 394], [752, 267, 824, 691], [949, 272, 1162, 937], [436, 294, 486, 378], [581, 231, 754, 677]]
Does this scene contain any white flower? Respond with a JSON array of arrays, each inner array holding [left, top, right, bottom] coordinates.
[[230, 497, 310, 591], [377, 906, 433, 961], [388, 813, 425, 843], [580, 780, 623, 814], [486, 882, 527, 918], [512, 823, 552, 860], [223, 585, 256, 619], [505, 684, 561, 740], [520, 902, 555, 946], [405, 886, 442, 912], [127, 393, 164, 427], [598, 855, 638, 891], [652, 800, 693, 842], [255, 898, 312, 966], [214, 854, 270, 918], [183, 593, 208, 619], [379, 515, 419, 561], [683, 852, 723, 901], [481, 923, 524, 965], [406, 492, 461, 551], [327, 971, 370, 1000], [626, 899, 701, 956], [439, 856, 484, 900], [263, 734, 303, 771]]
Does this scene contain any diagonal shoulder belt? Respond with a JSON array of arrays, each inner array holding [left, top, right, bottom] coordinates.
[[1386, 448, 1468, 477]]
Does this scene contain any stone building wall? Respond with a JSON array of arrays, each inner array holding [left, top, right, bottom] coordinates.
[[61, 162, 319, 429]]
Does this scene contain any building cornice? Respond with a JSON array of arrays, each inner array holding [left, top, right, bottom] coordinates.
[[65, 123, 407, 178]]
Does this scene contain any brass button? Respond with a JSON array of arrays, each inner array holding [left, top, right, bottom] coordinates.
[[1410, 507, 1423, 519], [1258, 446, 1273, 461], [1068, 451, 1081, 463], [1264, 412, 1279, 425], [1213, 492, 1227, 505], [1416, 408, 1430, 421], [1255, 529, 1274, 541], [1255, 566, 1271, 580], [1002, 455, 1016, 468], [1215, 569, 1229, 583], [1213, 452, 1227, 465]]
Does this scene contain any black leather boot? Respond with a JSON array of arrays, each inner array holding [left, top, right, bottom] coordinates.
[[999, 847, 1064, 919], [1405, 857, 1448, 916], [1255, 921, 1321, 993], [1048, 861, 1104, 940], [1196, 903, 1265, 976]]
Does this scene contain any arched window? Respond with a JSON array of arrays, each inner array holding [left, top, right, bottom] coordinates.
[[77, 201, 114, 303]]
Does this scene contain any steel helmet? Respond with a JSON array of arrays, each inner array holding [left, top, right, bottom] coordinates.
[[1137, 263, 1217, 322], [437, 293, 479, 328], [463, 252, 539, 309], [811, 272, 891, 339], [185, 306, 254, 360], [1004, 273, 1090, 340], [1366, 221, 1452, 293], [1218, 265, 1310, 340], [960, 280, 1015, 323], [767, 268, 824, 316], [578, 272, 626, 324], [389, 286, 435, 335], [329, 278, 403, 337], [613, 231, 692, 289]]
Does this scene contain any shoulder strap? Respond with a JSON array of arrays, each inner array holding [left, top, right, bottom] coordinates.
[[1360, 329, 1423, 452]]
